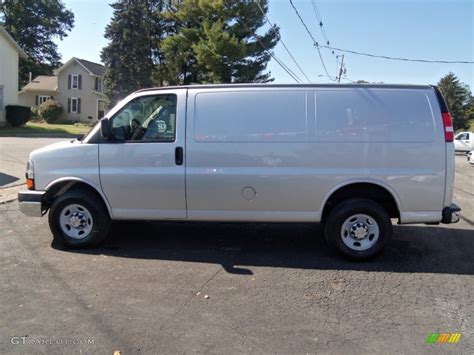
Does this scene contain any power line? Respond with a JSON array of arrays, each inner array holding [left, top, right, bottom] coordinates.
[[288, 0, 335, 81], [296, 1, 472, 67], [237, 18, 302, 83], [271, 54, 303, 83], [310, 0, 342, 79], [318, 44, 474, 64], [254, 0, 312, 83], [310, 0, 330, 46]]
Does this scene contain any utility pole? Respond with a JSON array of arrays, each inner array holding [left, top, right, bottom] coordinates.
[[337, 54, 344, 83]]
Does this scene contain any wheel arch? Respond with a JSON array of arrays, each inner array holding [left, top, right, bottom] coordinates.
[[320, 180, 401, 223], [43, 177, 113, 218]]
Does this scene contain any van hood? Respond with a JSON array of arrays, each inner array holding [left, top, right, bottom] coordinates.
[[28, 139, 99, 191], [30, 140, 80, 159]]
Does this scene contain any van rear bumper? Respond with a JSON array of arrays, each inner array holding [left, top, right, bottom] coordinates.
[[441, 203, 461, 224], [18, 190, 45, 217]]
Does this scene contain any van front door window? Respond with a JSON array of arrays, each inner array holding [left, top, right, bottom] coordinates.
[[111, 94, 177, 142]]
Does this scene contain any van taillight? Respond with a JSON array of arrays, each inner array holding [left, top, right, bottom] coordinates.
[[442, 112, 454, 142]]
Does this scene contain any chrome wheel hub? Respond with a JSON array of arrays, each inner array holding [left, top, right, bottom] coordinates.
[[350, 223, 369, 240], [341, 214, 380, 251], [69, 213, 86, 229], [59, 204, 93, 239]]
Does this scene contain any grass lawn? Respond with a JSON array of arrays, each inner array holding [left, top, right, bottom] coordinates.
[[0, 121, 93, 136]]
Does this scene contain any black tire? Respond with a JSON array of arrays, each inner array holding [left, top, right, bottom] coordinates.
[[324, 198, 392, 261], [48, 189, 111, 248]]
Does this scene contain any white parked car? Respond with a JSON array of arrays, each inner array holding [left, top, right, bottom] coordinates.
[[454, 131, 474, 153], [18, 84, 461, 260]]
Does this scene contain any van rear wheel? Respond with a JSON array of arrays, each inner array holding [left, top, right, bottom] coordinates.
[[48, 190, 111, 248], [324, 198, 392, 260]]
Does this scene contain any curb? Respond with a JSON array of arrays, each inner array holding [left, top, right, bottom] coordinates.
[[0, 184, 24, 204], [0, 182, 26, 189], [0, 197, 17, 204]]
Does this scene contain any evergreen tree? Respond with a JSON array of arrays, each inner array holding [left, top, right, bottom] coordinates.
[[160, 0, 279, 84], [0, 0, 74, 88], [437, 73, 472, 131], [101, 0, 165, 103], [466, 96, 474, 129]]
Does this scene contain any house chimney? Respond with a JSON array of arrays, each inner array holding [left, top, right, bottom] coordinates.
[[29, 72, 32, 83]]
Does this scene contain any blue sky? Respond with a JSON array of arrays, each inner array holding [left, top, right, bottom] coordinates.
[[56, 0, 473, 88]]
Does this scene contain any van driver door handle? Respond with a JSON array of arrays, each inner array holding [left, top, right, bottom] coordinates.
[[175, 146, 183, 166]]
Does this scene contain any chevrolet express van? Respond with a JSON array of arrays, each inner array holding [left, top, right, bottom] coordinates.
[[18, 84, 461, 260]]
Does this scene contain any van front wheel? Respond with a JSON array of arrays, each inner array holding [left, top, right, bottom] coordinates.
[[48, 190, 111, 248], [325, 198, 392, 260]]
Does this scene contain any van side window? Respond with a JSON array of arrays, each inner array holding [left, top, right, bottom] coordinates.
[[110, 94, 177, 142], [194, 91, 307, 142], [315, 90, 435, 143], [455, 133, 468, 140]]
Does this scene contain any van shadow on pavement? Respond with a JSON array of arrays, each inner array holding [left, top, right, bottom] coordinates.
[[52, 221, 474, 276], [0, 173, 19, 187]]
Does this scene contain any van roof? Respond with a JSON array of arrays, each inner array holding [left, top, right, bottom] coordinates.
[[135, 83, 433, 93]]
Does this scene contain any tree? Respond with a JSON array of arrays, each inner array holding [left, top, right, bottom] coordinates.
[[159, 0, 279, 85], [101, 0, 165, 103], [0, 0, 74, 87], [437, 73, 472, 131], [101, 0, 279, 99], [466, 96, 474, 129]]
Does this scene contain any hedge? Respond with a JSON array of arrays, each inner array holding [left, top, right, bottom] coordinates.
[[5, 105, 31, 127]]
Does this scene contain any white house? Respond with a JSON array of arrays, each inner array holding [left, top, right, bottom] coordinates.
[[0, 27, 27, 127]]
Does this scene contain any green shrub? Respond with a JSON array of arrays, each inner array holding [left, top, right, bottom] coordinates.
[[30, 106, 42, 121], [5, 105, 31, 127], [39, 100, 63, 123]]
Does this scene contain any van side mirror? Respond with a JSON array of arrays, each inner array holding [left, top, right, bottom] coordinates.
[[100, 118, 112, 139]]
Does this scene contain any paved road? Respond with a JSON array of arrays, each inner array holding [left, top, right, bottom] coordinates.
[[454, 154, 474, 225], [0, 143, 473, 353], [0, 138, 67, 188]]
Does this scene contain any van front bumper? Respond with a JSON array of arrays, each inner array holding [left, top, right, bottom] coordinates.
[[18, 190, 45, 217], [441, 203, 461, 224]]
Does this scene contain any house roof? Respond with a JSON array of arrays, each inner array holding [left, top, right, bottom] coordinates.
[[54, 57, 105, 76], [76, 58, 105, 76], [0, 27, 27, 58], [20, 76, 58, 93]]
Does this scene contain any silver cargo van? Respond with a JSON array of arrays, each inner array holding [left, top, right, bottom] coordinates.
[[18, 84, 461, 260]]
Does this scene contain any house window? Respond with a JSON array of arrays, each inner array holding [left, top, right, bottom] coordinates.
[[71, 98, 78, 113], [38, 96, 51, 105], [0, 86, 3, 112], [72, 74, 79, 89], [98, 100, 106, 119], [95, 77, 103, 92]]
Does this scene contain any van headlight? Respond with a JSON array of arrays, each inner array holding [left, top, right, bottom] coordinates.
[[25, 160, 35, 190]]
